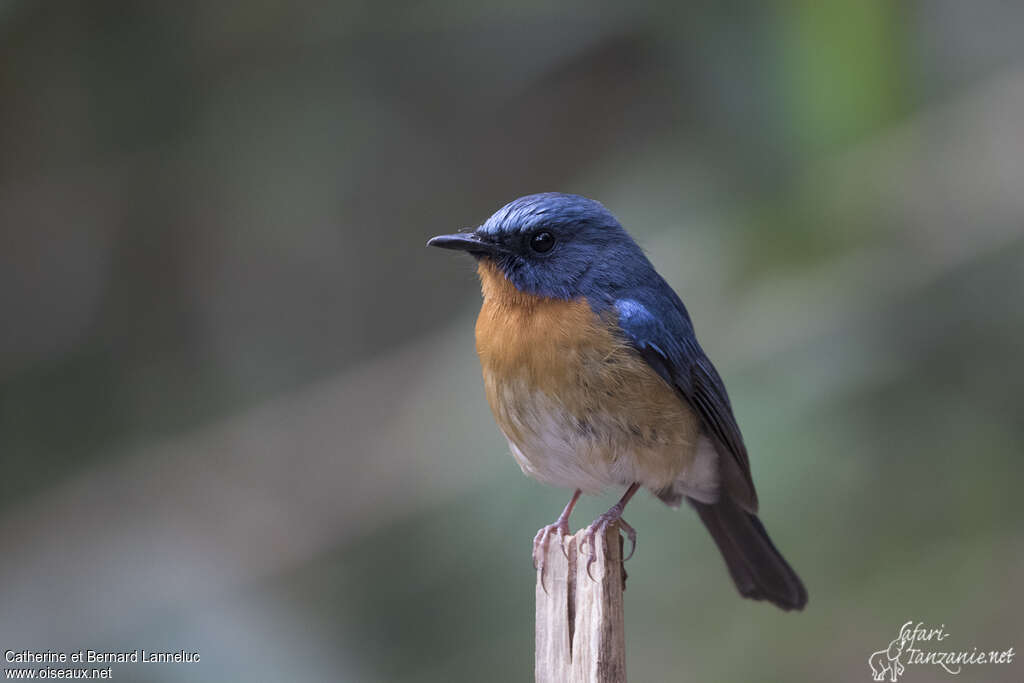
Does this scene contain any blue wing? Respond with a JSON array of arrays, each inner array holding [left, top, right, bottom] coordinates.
[[614, 294, 758, 511]]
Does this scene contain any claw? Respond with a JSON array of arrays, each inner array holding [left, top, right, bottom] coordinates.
[[576, 484, 640, 582], [619, 518, 637, 561], [585, 529, 603, 581], [533, 519, 570, 594], [579, 515, 638, 581], [533, 490, 582, 593]]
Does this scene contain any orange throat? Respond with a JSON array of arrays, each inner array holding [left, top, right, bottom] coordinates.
[[473, 259, 616, 384], [475, 259, 542, 309]]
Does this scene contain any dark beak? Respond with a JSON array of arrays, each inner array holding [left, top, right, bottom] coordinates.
[[426, 232, 496, 256]]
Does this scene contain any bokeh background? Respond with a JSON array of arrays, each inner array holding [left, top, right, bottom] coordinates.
[[2, 2, 1022, 681]]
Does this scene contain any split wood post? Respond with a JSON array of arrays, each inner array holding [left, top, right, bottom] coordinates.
[[535, 524, 626, 683]]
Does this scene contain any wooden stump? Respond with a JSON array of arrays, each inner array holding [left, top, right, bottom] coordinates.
[[535, 524, 626, 683]]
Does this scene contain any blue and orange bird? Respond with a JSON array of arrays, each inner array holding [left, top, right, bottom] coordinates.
[[428, 193, 807, 611]]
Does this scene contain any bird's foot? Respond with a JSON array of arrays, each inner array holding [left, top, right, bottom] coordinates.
[[533, 519, 572, 594], [581, 511, 637, 581], [532, 519, 572, 568], [532, 489, 582, 593]]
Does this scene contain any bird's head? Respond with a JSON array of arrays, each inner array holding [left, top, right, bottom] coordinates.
[[428, 193, 642, 300]]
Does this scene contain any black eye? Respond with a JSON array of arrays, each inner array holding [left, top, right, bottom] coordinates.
[[530, 231, 555, 253]]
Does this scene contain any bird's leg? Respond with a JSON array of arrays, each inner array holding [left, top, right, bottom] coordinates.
[[533, 489, 582, 588], [581, 483, 640, 580]]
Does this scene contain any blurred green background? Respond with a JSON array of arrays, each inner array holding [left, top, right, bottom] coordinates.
[[1, 2, 1022, 681]]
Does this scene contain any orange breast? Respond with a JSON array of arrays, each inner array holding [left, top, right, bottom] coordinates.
[[473, 260, 700, 492], [474, 260, 615, 398]]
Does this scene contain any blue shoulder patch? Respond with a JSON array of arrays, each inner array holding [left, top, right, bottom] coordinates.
[[614, 297, 691, 394], [613, 294, 756, 507]]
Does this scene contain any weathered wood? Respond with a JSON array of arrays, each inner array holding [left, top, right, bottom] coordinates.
[[535, 524, 626, 683]]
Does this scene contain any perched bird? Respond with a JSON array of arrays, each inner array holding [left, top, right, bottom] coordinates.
[[428, 193, 807, 611]]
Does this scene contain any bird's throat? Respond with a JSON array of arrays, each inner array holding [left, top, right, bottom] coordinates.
[[475, 259, 543, 309]]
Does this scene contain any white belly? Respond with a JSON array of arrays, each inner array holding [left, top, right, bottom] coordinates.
[[493, 380, 691, 494], [503, 394, 632, 492]]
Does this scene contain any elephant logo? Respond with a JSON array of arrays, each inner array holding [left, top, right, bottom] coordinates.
[[868, 636, 906, 682]]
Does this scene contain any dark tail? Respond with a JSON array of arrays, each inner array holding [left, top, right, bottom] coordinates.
[[688, 496, 808, 611]]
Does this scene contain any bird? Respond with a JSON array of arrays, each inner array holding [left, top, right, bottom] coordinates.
[[428, 192, 807, 611]]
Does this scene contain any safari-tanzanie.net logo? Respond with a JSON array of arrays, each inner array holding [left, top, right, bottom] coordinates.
[[868, 621, 1015, 681]]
